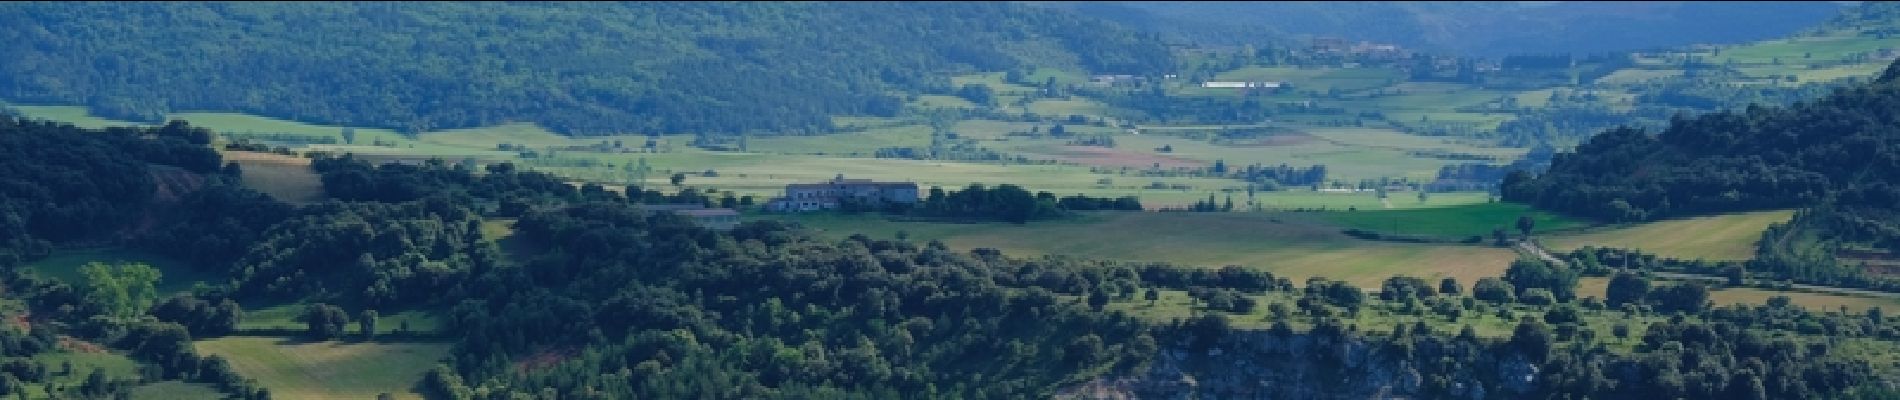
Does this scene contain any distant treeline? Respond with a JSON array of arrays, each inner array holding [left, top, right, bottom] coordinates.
[[854, 184, 1142, 223]]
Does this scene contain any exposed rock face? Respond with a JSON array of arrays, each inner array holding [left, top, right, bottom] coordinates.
[[1061, 329, 1537, 400]]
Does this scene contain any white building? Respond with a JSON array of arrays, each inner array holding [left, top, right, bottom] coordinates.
[[1201, 81, 1284, 89]]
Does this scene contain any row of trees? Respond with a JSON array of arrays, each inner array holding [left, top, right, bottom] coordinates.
[[892, 184, 1140, 223]]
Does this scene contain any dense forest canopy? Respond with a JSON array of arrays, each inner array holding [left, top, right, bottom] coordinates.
[[1043, 1, 1842, 57], [0, 2, 1172, 136], [1504, 58, 1900, 223]]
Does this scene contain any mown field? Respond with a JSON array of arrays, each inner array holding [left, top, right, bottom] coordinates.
[[20, 351, 140, 399], [1299, 201, 1588, 239], [221, 151, 327, 204], [235, 303, 444, 335], [194, 337, 451, 400], [1543, 210, 1796, 261], [127, 381, 225, 400], [762, 211, 1521, 288]]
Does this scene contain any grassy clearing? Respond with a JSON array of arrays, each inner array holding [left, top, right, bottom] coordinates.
[[419, 122, 572, 149], [7, 105, 151, 129], [22, 352, 142, 399], [1300, 202, 1589, 239], [222, 151, 326, 204], [911, 95, 979, 109], [13, 104, 1518, 211], [128, 381, 225, 400], [763, 211, 1519, 288], [1087, 130, 1477, 182], [1578, 277, 1900, 313], [1714, 34, 1900, 65], [195, 337, 450, 400], [1026, 98, 1119, 118], [1707, 286, 1900, 313], [1592, 69, 1683, 85], [236, 303, 444, 335], [24, 247, 218, 295], [1544, 210, 1796, 261], [746, 125, 933, 156]]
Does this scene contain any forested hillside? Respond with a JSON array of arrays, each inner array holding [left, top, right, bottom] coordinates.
[[0, 118, 275, 398], [1042, 1, 1841, 56], [1504, 58, 1900, 293], [1503, 59, 1900, 223], [0, 2, 1171, 136]]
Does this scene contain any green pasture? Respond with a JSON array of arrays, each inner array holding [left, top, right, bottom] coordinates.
[[1543, 210, 1796, 262], [1301, 202, 1589, 239], [24, 247, 219, 295], [194, 337, 450, 400]]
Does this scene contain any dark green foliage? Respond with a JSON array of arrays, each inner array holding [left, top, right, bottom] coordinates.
[[138, 181, 295, 272], [298, 303, 350, 340], [911, 184, 1138, 223], [1505, 59, 1900, 224], [1503, 258, 1580, 302], [150, 293, 243, 338], [1605, 272, 1650, 307], [0, 2, 1171, 135], [1472, 277, 1515, 303], [230, 199, 499, 307], [0, 118, 223, 264], [1188, 287, 1256, 313], [445, 202, 1158, 398], [1378, 276, 1437, 302], [0, 119, 269, 400], [1438, 277, 1462, 296], [1648, 282, 1711, 314]]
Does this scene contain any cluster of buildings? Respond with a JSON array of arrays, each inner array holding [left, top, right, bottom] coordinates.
[[635, 175, 921, 230], [1201, 81, 1285, 89], [1310, 36, 1410, 61], [764, 175, 920, 212]]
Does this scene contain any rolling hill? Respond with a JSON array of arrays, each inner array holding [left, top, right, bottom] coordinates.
[[1041, 1, 1844, 57], [0, 2, 1171, 136]]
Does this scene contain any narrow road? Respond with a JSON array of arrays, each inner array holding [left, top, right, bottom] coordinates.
[[1516, 240, 1900, 300]]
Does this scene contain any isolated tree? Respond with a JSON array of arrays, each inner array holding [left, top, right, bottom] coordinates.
[[1516, 215, 1535, 238], [1088, 289, 1110, 312], [670, 173, 685, 187], [1472, 278, 1515, 303], [299, 303, 350, 340], [360, 309, 379, 340], [1510, 317, 1553, 362], [1605, 272, 1650, 307], [77, 262, 162, 320], [340, 127, 357, 145], [1439, 277, 1462, 296], [1493, 227, 1510, 246], [1145, 288, 1160, 306]]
